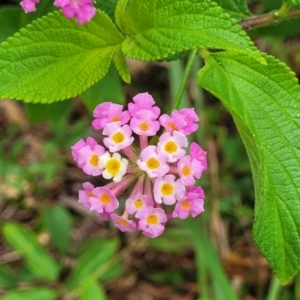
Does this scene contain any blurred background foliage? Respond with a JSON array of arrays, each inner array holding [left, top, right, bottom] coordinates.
[[1, 0, 300, 299]]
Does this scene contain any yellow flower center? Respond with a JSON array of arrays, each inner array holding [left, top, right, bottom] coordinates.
[[181, 200, 191, 210], [147, 214, 158, 224], [87, 191, 94, 197], [182, 165, 191, 176], [89, 154, 99, 167], [134, 198, 144, 208], [160, 183, 173, 196], [168, 122, 178, 131], [106, 159, 121, 175], [100, 194, 111, 204], [112, 132, 125, 144], [146, 157, 160, 170], [118, 218, 129, 226], [140, 122, 149, 132], [111, 115, 121, 122], [164, 141, 177, 154]]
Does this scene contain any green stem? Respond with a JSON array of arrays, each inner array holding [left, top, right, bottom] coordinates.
[[277, 0, 292, 18], [266, 275, 281, 300], [173, 49, 198, 110]]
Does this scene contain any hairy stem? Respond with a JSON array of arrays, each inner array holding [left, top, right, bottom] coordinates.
[[239, 7, 300, 31], [173, 49, 197, 110]]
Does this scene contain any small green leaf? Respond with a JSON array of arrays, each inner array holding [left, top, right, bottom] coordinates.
[[81, 64, 125, 113], [212, 0, 251, 19], [0, 10, 124, 103], [0, 265, 15, 289], [291, 0, 300, 8], [198, 51, 300, 284], [2, 223, 60, 281], [42, 205, 72, 253], [113, 46, 131, 83], [2, 288, 57, 300], [67, 238, 119, 289], [117, 0, 257, 61], [80, 277, 107, 300]]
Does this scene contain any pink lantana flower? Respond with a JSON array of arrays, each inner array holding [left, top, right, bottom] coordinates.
[[130, 110, 160, 136], [190, 142, 207, 170], [126, 194, 154, 218], [71, 92, 207, 238], [20, 0, 39, 13], [128, 92, 160, 119], [92, 102, 130, 130], [178, 155, 203, 186], [137, 146, 169, 178], [111, 214, 137, 232], [160, 108, 199, 135], [172, 186, 205, 219], [71, 137, 97, 168], [54, 0, 96, 24], [157, 131, 188, 163], [89, 187, 119, 214], [103, 122, 134, 152], [138, 208, 168, 238], [153, 175, 185, 205], [78, 182, 94, 209]]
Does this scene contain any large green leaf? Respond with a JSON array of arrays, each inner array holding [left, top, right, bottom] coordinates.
[[2, 288, 57, 300], [42, 205, 72, 253], [67, 238, 119, 289], [117, 0, 257, 61], [213, 0, 251, 18], [2, 223, 60, 281], [0, 10, 124, 103], [198, 51, 300, 284], [80, 277, 107, 300], [291, 0, 300, 7]]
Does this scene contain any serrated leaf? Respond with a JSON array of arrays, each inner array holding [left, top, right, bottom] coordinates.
[[67, 238, 119, 289], [2, 223, 60, 281], [213, 0, 251, 19], [81, 64, 125, 113], [117, 0, 256, 61], [42, 205, 72, 253], [2, 288, 57, 300], [80, 277, 107, 300], [0, 10, 124, 103], [198, 51, 300, 284], [113, 46, 131, 83]]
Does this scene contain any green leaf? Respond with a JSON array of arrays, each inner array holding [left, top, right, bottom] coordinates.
[[81, 64, 125, 113], [113, 46, 131, 83], [117, 0, 257, 61], [80, 277, 107, 300], [67, 238, 119, 289], [2, 223, 60, 281], [24, 100, 72, 124], [2, 288, 57, 300], [42, 205, 72, 253], [0, 10, 124, 103], [185, 219, 238, 300], [291, 0, 300, 8], [212, 0, 251, 19], [197, 51, 300, 284], [0, 265, 15, 289]]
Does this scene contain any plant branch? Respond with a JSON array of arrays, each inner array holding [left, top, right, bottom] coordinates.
[[239, 7, 300, 31]]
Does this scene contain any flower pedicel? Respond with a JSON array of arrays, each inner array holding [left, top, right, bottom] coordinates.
[[71, 92, 207, 238]]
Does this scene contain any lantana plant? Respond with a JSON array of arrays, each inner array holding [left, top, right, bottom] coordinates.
[[71, 92, 207, 238]]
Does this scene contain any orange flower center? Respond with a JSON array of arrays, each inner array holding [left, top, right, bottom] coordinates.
[[100, 194, 111, 204], [147, 157, 160, 170], [89, 154, 99, 167], [147, 214, 158, 224]]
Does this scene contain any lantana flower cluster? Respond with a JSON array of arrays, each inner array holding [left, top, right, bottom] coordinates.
[[71, 93, 207, 238], [20, 0, 96, 24]]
